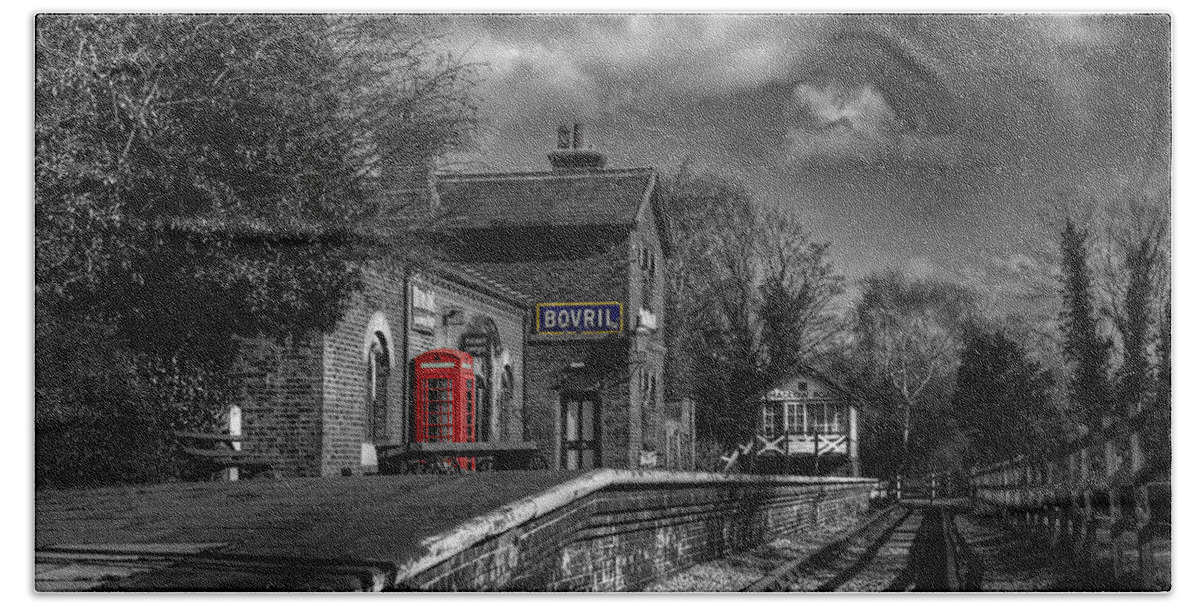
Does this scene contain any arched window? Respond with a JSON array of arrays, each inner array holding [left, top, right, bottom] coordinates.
[[499, 365, 515, 441], [475, 374, 491, 442], [365, 332, 390, 442], [460, 316, 502, 443]]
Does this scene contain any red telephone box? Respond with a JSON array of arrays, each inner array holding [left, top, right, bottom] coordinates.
[[413, 349, 477, 470]]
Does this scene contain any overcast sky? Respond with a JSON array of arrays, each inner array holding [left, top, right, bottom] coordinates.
[[439, 14, 1170, 293]]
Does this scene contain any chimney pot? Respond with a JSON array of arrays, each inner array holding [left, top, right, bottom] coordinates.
[[572, 123, 584, 149], [556, 124, 572, 150]]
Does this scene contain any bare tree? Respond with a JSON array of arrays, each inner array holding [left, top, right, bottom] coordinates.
[[851, 271, 977, 480]]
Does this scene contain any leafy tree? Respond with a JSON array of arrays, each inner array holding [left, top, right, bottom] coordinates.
[[1058, 219, 1113, 428], [951, 328, 1060, 468], [35, 15, 480, 487]]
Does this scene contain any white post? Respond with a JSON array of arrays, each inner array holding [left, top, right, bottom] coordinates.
[[225, 405, 242, 482], [849, 403, 860, 477]]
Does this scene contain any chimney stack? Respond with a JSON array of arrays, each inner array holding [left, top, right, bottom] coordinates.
[[548, 122, 607, 172], [572, 123, 584, 149], [557, 124, 572, 150]]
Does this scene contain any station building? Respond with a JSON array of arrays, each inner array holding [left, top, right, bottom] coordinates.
[[433, 124, 681, 471], [228, 124, 693, 477]]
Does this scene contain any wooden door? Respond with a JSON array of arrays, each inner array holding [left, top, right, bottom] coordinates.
[[561, 392, 600, 470]]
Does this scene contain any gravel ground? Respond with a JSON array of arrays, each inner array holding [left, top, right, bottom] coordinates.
[[645, 513, 877, 592], [956, 514, 1110, 591]]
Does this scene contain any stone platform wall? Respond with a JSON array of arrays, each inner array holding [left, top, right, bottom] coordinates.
[[398, 469, 875, 591]]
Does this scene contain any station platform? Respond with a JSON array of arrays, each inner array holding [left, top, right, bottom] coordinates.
[[36, 471, 582, 591]]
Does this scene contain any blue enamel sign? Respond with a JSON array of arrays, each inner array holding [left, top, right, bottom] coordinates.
[[536, 302, 623, 335]]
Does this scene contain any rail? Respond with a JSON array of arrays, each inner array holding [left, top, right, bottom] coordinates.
[[743, 505, 902, 592]]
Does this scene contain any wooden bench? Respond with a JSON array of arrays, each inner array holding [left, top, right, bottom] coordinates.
[[377, 441, 548, 474], [176, 432, 281, 481]]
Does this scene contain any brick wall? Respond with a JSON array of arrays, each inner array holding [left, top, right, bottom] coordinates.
[[400, 470, 874, 591], [233, 333, 325, 478], [319, 264, 410, 477], [628, 202, 669, 464], [232, 264, 411, 478]]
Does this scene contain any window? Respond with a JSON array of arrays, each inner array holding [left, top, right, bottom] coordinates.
[[786, 402, 803, 433], [668, 428, 681, 470], [828, 403, 843, 434], [807, 402, 843, 434], [474, 375, 490, 442], [639, 244, 656, 312], [365, 333, 390, 442], [762, 404, 778, 435], [810, 402, 827, 434], [500, 365, 515, 441]]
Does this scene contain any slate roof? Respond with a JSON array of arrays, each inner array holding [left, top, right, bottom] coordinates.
[[432, 261, 534, 308], [435, 168, 656, 228]]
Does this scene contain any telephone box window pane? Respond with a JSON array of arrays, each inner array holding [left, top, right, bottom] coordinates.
[[581, 449, 594, 469], [423, 375, 454, 443], [566, 450, 580, 470]]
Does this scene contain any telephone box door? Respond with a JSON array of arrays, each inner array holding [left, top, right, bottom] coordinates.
[[413, 349, 477, 470]]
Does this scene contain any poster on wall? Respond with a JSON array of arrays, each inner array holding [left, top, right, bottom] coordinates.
[[411, 284, 438, 335]]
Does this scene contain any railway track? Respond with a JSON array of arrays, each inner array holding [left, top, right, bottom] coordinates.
[[744, 503, 976, 592]]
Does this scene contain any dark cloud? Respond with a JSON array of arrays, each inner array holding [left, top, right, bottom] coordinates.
[[441, 14, 1170, 281]]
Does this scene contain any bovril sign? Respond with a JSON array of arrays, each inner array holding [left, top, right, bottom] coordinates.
[[536, 302, 622, 335]]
